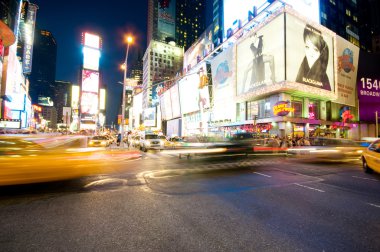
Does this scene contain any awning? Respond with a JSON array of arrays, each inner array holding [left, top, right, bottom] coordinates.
[[0, 20, 16, 46]]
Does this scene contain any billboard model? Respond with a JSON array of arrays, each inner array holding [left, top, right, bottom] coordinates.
[[286, 13, 335, 95], [236, 14, 285, 96]]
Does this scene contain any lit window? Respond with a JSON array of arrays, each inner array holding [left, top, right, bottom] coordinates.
[[346, 9, 351, 16]]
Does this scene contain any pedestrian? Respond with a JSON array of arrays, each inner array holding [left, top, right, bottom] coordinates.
[[117, 133, 122, 146]]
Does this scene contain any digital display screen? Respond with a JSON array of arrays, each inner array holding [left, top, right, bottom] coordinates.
[[81, 70, 99, 93], [80, 92, 98, 115], [84, 32, 100, 49], [83, 47, 100, 71]]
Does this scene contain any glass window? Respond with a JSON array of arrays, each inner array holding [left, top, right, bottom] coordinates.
[[308, 101, 319, 119], [292, 101, 303, 118]]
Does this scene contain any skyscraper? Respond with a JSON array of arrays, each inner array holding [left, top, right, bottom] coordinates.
[[129, 51, 143, 85], [358, 0, 380, 52], [175, 0, 207, 50], [29, 29, 57, 104], [54, 80, 71, 124], [147, 0, 176, 45]]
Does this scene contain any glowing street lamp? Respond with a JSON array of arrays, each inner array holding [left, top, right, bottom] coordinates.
[[120, 35, 133, 146]]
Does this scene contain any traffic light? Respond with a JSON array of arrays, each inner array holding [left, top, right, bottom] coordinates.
[[199, 75, 208, 89]]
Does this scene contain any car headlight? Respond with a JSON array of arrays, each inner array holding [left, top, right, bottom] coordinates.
[[101, 141, 107, 145], [160, 140, 164, 145], [145, 141, 151, 146], [357, 150, 363, 154], [89, 141, 94, 145]]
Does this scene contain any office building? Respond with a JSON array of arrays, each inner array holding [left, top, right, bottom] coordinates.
[[54, 80, 71, 123], [29, 29, 57, 104]]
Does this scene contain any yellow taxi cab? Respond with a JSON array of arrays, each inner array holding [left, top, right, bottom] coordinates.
[[362, 139, 380, 173]]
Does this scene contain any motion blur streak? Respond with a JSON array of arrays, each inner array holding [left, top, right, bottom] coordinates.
[[0, 148, 141, 186]]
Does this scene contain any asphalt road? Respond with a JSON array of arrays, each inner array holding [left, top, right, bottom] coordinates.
[[0, 151, 379, 252]]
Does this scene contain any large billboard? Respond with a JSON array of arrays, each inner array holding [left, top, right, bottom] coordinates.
[[83, 47, 100, 71], [211, 46, 236, 121], [223, 0, 320, 41], [71, 85, 80, 109], [143, 107, 156, 127], [357, 51, 380, 122], [170, 84, 181, 119], [286, 13, 335, 96], [83, 32, 100, 49], [335, 35, 359, 106], [81, 70, 99, 93], [236, 14, 285, 96], [80, 92, 98, 115], [157, 0, 176, 41], [22, 3, 37, 74], [163, 90, 173, 120]]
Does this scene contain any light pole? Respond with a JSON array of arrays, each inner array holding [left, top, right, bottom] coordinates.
[[120, 35, 133, 147]]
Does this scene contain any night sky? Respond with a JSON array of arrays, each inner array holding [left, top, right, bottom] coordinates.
[[32, 0, 148, 126]]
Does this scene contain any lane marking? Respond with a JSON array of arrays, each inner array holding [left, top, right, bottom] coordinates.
[[352, 176, 379, 182], [368, 203, 380, 208], [294, 183, 325, 193], [253, 172, 271, 178]]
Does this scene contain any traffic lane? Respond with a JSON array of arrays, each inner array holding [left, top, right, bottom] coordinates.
[[141, 161, 380, 251]]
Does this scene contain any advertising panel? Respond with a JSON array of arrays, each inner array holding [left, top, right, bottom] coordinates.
[[84, 32, 100, 49], [159, 95, 166, 121], [179, 63, 210, 114], [167, 118, 181, 137], [170, 84, 181, 118], [38, 96, 54, 107], [157, 0, 176, 42], [236, 14, 285, 96], [99, 88, 106, 110], [211, 46, 236, 121], [357, 51, 380, 122], [83, 47, 100, 71], [80, 92, 98, 115], [223, 0, 319, 41], [183, 25, 214, 71], [163, 90, 173, 120], [71, 85, 80, 109], [5, 93, 25, 110], [0, 119, 21, 129], [22, 3, 37, 74], [81, 70, 99, 93], [335, 35, 359, 106], [152, 82, 164, 107], [286, 13, 335, 94], [143, 107, 156, 127]]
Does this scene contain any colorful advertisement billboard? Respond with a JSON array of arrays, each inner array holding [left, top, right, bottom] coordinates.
[[83, 47, 100, 71], [22, 3, 37, 74], [211, 46, 236, 121], [83, 32, 100, 49], [223, 0, 320, 41], [99, 88, 106, 110], [357, 51, 380, 122], [286, 13, 335, 96], [163, 90, 173, 120], [81, 70, 99, 93], [335, 35, 359, 106], [236, 14, 285, 96], [38, 96, 54, 107], [80, 92, 98, 115], [157, 0, 176, 41], [143, 107, 156, 127], [170, 84, 181, 119], [71, 85, 80, 109]]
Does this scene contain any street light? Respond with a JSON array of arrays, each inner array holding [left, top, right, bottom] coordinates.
[[120, 35, 133, 147]]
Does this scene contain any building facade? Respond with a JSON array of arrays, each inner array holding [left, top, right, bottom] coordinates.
[[29, 29, 57, 104], [54, 80, 71, 124]]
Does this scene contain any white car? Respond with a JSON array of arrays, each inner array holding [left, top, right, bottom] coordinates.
[[139, 134, 164, 152]]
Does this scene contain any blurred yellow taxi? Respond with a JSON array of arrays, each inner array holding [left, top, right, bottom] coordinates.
[[362, 139, 380, 174]]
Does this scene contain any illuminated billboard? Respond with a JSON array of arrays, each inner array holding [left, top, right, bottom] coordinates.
[[335, 35, 359, 107], [211, 46, 236, 121], [99, 88, 106, 110], [286, 14, 335, 94], [83, 32, 100, 49], [80, 92, 98, 115], [169, 84, 181, 119], [83, 47, 100, 71], [38, 96, 54, 107], [81, 70, 99, 93], [163, 90, 173, 120], [22, 3, 38, 74], [236, 14, 285, 96], [71, 85, 80, 109], [223, 0, 320, 40], [143, 107, 156, 127], [5, 93, 25, 110]]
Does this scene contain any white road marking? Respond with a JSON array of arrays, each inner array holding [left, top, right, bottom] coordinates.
[[294, 183, 325, 193], [253, 172, 271, 177], [352, 176, 379, 182], [368, 203, 380, 208]]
